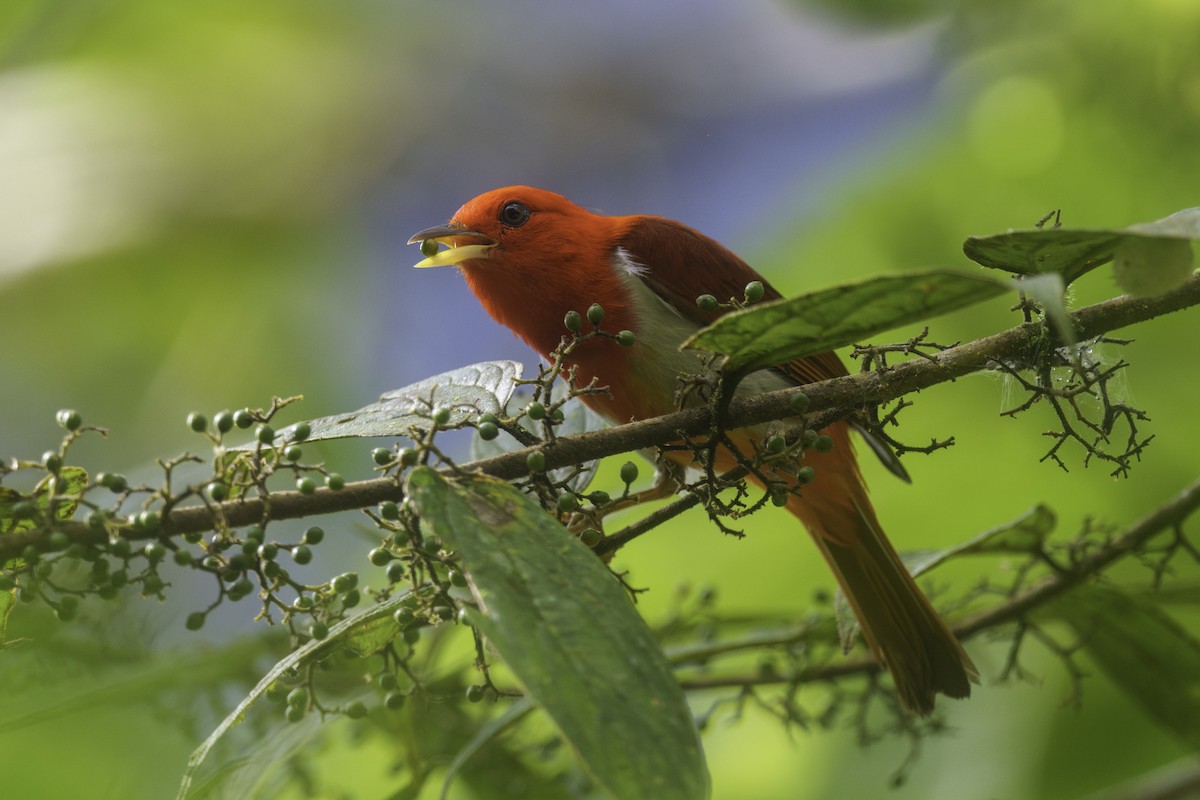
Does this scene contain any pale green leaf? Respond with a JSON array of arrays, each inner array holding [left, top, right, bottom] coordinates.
[[269, 360, 523, 444]]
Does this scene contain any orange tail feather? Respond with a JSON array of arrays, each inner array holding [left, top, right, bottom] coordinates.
[[785, 422, 977, 715]]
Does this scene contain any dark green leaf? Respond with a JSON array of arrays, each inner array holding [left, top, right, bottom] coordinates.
[[267, 361, 523, 444], [1045, 586, 1200, 751], [407, 468, 710, 800], [963, 206, 1200, 286], [682, 270, 1007, 373]]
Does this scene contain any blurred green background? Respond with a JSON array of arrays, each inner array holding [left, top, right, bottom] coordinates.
[[2, 0, 1199, 798]]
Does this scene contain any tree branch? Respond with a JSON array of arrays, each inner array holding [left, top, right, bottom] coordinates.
[[4, 272, 1199, 563]]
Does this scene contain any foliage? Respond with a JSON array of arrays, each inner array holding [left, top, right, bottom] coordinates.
[[2, 212, 1199, 798]]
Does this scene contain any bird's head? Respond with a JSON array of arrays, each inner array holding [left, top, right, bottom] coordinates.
[[408, 186, 598, 274], [408, 186, 632, 357]]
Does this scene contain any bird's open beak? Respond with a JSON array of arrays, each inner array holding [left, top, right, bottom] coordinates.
[[408, 224, 497, 269]]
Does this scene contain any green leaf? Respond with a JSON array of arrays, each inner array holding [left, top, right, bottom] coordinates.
[[178, 592, 417, 799], [406, 468, 710, 800], [0, 466, 88, 537], [963, 206, 1200, 286], [1045, 586, 1200, 751], [682, 270, 1008, 373], [268, 361, 523, 444], [905, 504, 1056, 577]]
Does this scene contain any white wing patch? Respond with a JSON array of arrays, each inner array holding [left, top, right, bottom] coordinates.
[[614, 246, 649, 278]]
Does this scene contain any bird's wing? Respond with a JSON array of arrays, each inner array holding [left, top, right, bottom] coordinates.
[[616, 215, 848, 385], [617, 216, 911, 482]]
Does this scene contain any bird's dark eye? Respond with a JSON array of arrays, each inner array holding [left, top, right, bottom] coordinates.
[[498, 201, 531, 228]]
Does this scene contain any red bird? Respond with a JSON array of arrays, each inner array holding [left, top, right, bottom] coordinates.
[[409, 186, 977, 714]]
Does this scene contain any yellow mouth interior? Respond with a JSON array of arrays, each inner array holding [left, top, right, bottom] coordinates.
[[413, 243, 495, 269]]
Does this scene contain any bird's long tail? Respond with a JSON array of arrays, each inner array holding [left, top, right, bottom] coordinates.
[[786, 422, 977, 715]]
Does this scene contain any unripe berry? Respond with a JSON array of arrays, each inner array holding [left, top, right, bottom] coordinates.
[[255, 424, 275, 445], [477, 421, 499, 441], [56, 409, 82, 431], [564, 310, 583, 333], [526, 451, 546, 473], [619, 461, 639, 485], [813, 435, 834, 453], [525, 402, 546, 421], [587, 303, 605, 326], [744, 280, 765, 303], [187, 412, 208, 433], [420, 238, 439, 258], [696, 294, 718, 312], [788, 392, 810, 413], [616, 330, 635, 347]]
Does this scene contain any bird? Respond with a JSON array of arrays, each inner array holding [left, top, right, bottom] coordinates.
[[408, 186, 977, 715]]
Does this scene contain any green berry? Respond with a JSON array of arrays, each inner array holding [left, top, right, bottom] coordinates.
[[744, 280, 765, 303], [310, 622, 329, 640], [579, 528, 602, 547], [303, 526, 325, 545], [42, 451, 62, 473], [696, 294, 718, 312], [770, 490, 789, 508], [186, 612, 206, 631], [332, 572, 358, 593], [173, 549, 194, 566], [369, 547, 392, 566], [296, 477, 316, 495], [557, 493, 579, 513], [788, 391, 810, 413], [526, 451, 546, 473], [421, 238, 439, 258], [137, 510, 161, 531], [588, 490, 611, 506], [143, 541, 166, 562], [48, 531, 70, 551], [384, 690, 406, 710], [393, 606, 415, 627], [207, 481, 228, 502], [294, 594, 313, 610], [526, 401, 546, 421], [286, 688, 308, 708], [142, 574, 165, 595], [813, 435, 834, 453], [587, 303, 605, 326], [233, 410, 255, 429], [619, 461, 639, 485], [291, 422, 311, 441], [616, 329, 635, 347], [564, 310, 583, 333], [379, 501, 400, 521], [101, 473, 128, 493], [478, 413, 499, 426], [372, 447, 393, 466], [110, 537, 132, 559], [385, 561, 405, 583], [448, 569, 468, 588], [257, 542, 278, 561], [56, 596, 79, 622], [802, 429, 819, 447], [477, 421, 499, 441], [109, 569, 129, 587], [765, 435, 786, 455], [244, 525, 265, 543], [399, 448, 420, 467], [285, 705, 306, 723], [342, 589, 361, 608], [214, 411, 234, 433], [187, 412, 208, 433], [345, 701, 368, 719], [56, 409, 82, 431], [796, 466, 815, 485], [291, 545, 312, 564], [432, 407, 452, 426], [403, 627, 420, 645], [256, 424, 275, 445], [465, 685, 486, 703], [284, 445, 302, 462], [325, 473, 345, 490]]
